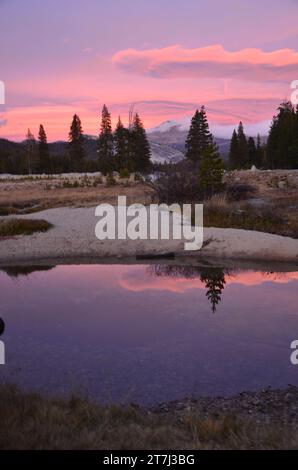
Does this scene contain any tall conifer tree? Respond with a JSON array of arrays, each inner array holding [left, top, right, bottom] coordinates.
[[98, 104, 114, 174], [185, 106, 213, 163], [25, 129, 37, 174], [199, 141, 224, 196], [247, 136, 257, 167], [68, 114, 85, 172], [267, 101, 298, 169], [114, 116, 129, 170], [228, 129, 239, 169], [237, 121, 249, 168], [130, 113, 151, 172], [38, 124, 51, 173]]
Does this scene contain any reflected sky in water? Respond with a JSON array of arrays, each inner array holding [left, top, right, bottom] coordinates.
[[0, 264, 297, 404]]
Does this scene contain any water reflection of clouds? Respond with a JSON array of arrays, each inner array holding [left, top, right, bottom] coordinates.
[[0, 263, 298, 400], [119, 267, 298, 293], [2, 264, 298, 294]]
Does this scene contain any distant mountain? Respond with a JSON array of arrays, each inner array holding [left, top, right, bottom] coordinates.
[[81, 135, 184, 164], [148, 120, 231, 158], [149, 141, 184, 163]]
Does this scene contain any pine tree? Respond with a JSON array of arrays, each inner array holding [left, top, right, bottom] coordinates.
[[200, 105, 213, 149], [228, 129, 239, 169], [185, 110, 200, 162], [237, 121, 249, 168], [68, 114, 85, 172], [199, 142, 224, 196], [247, 136, 257, 167], [130, 113, 151, 172], [292, 105, 298, 166], [38, 124, 51, 174], [114, 116, 129, 171], [185, 106, 213, 163], [98, 104, 114, 174], [267, 101, 298, 169], [255, 134, 265, 168], [25, 129, 38, 174]]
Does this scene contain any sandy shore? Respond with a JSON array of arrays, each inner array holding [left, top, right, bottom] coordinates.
[[0, 206, 298, 265]]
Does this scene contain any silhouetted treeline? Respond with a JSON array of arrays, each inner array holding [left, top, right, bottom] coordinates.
[[267, 101, 298, 169], [228, 123, 265, 169], [228, 101, 298, 170], [1, 100, 298, 174], [0, 105, 151, 175]]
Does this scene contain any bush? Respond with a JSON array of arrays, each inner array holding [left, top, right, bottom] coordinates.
[[106, 172, 116, 186], [62, 180, 80, 188], [0, 219, 52, 237], [226, 183, 257, 202], [119, 168, 130, 179], [93, 176, 103, 186], [152, 162, 202, 204]]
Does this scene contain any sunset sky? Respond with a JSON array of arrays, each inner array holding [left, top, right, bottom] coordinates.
[[0, 0, 297, 141]]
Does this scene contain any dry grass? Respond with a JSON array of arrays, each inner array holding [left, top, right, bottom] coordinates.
[[0, 385, 296, 450], [202, 191, 298, 238], [203, 193, 230, 211], [204, 205, 286, 235], [1, 174, 297, 238], [0, 181, 154, 215], [0, 219, 52, 237]]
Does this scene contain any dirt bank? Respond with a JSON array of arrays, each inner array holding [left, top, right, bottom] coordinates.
[[0, 206, 298, 264]]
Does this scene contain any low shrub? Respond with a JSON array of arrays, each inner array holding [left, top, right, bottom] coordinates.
[[106, 172, 116, 186], [226, 183, 257, 202], [152, 163, 202, 204], [119, 168, 130, 179]]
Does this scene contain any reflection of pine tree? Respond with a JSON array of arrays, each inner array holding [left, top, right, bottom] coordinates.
[[148, 265, 226, 313], [200, 268, 226, 313]]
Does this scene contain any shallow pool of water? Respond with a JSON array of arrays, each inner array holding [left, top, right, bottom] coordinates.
[[0, 264, 297, 404]]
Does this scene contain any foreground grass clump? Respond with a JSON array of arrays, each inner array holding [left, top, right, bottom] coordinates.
[[0, 206, 18, 216], [0, 218, 52, 237], [0, 385, 296, 450]]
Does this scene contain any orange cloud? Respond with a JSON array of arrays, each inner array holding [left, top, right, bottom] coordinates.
[[112, 44, 298, 81]]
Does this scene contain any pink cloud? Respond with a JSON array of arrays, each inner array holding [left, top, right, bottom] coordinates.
[[112, 44, 298, 81], [119, 269, 298, 294]]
